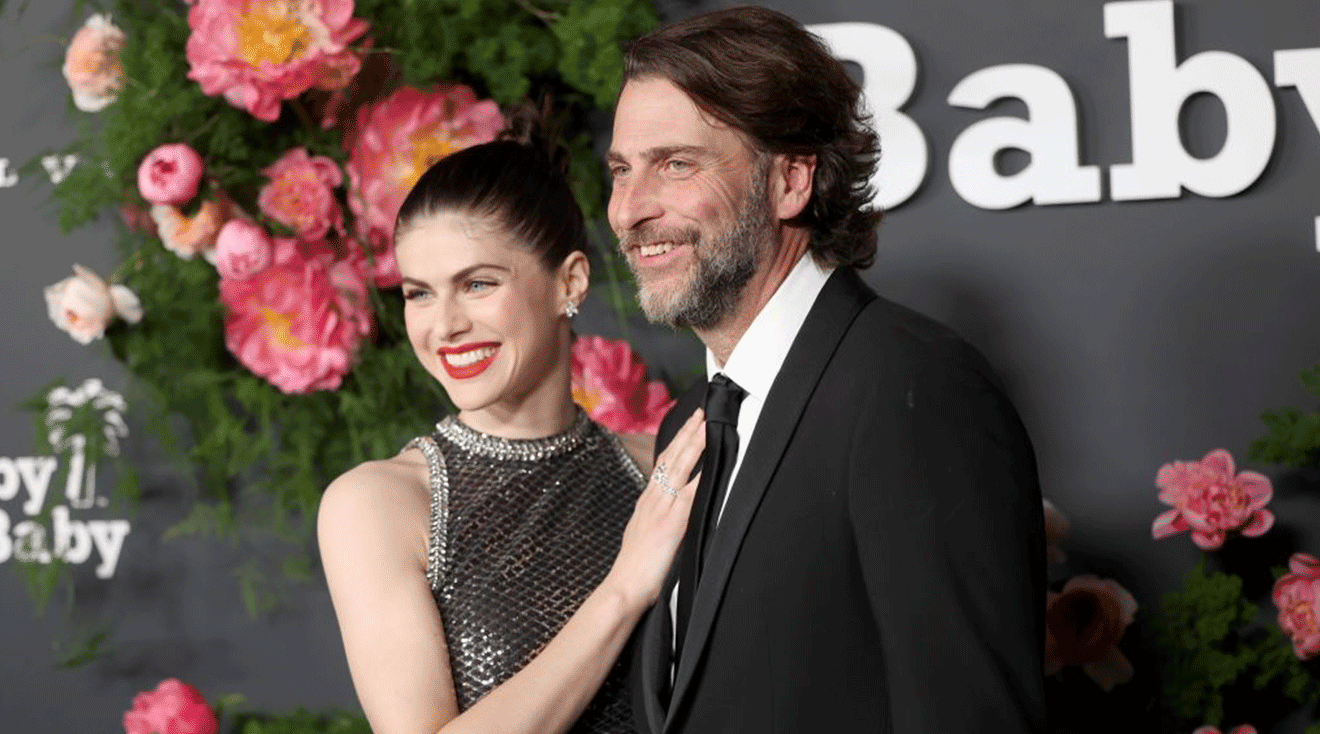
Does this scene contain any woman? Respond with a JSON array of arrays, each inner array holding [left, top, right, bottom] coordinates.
[[317, 115, 704, 734]]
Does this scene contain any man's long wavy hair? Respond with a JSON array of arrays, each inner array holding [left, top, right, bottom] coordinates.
[[622, 6, 882, 269]]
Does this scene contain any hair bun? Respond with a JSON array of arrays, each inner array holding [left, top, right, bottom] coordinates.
[[498, 95, 572, 176]]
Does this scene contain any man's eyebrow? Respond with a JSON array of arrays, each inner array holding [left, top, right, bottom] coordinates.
[[607, 145, 708, 165]]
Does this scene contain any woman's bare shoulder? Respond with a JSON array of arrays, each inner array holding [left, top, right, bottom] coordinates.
[[319, 449, 432, 558]]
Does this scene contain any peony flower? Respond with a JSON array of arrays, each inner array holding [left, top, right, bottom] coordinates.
[[138, 144, 205, 205], [44, 264, 142, 344], [258, 147, 343, 240], [185, 0, 368, 122], [1043, 497, 1070, 564], [1272, 552, 1320, 660], [346, 85, 503, 286], [1151, 449, 1274, 550], [1044, 575, 1137, 691], [220, 238, 371, 393], [123, 678, 218, 734], [571, 335, 675, 435], [62, 13, 125, 112], [214, 220, 274, 280], [152, 200, 227, 260], [1192, 726, 1257, 734]]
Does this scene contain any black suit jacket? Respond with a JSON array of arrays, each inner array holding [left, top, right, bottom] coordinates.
[[631, 268, 1046, 734]]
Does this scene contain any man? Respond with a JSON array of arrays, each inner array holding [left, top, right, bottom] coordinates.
[[607, 7, 1047, 734]]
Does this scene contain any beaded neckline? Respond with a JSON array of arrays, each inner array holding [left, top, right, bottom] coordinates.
[[435, 408, 592, 462]]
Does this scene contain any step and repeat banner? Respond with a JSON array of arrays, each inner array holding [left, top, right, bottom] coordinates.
[[2, 0, 1319, 731]]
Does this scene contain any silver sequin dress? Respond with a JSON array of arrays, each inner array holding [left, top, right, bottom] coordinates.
[[405, 409, 644, 733]]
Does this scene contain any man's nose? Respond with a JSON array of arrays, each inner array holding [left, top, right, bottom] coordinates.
[[608, 172, 663, 234]]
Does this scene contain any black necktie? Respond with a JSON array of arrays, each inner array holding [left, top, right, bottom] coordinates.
[[674, 373, 746, 662]]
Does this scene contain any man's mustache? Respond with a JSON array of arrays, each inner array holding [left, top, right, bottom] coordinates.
[[618, 225, 701, 254]]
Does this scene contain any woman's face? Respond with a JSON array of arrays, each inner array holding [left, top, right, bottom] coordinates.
[[395, 212, 583, 425]]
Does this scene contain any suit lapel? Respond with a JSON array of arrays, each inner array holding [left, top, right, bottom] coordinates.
[[664, 269, 875, 729], [635, 386, 704, 734]]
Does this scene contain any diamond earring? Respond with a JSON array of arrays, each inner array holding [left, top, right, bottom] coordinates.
[[564, 300, 580, 319]]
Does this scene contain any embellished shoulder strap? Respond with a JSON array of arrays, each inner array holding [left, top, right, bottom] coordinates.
[[403, 435, 449, 593], [602, 429, 647, 489]]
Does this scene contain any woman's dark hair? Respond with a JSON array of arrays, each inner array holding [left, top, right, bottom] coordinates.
[[393, 99, 585, 270], [623, 6, 882, 269]]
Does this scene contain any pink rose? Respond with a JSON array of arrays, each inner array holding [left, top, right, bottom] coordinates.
[[258, 148, 343, 240], [138, 144, 205, 205], [220, 239, 371, 394], [44, 264, 143, 344], [1043, 497, 1070, 564], [346, 85, 503, 286], [1044, 575, 1137, 691], [1272, 552, 1320, 660], [152, 200, 227, 260], [62, 13, 125, 112], [185, 0, 367, 121], [1193, 726, 1257, 734], [1151, 449, 1274, 550], [571, 335, 675, 434], [214, 220, 274, 280], [123, 678, 217, 734]]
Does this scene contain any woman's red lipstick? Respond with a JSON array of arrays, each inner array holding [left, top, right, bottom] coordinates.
[[438, 342, 499, 379]]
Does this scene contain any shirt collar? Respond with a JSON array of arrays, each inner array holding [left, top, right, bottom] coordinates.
[[706, 254, 834, 400]]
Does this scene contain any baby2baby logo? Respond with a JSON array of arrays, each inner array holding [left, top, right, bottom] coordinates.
[[0, 379, 131, 579]]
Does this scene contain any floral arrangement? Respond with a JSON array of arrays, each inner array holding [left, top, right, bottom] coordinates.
[[23, 0, 659, 637], [1046, 442, 1320, 733], [122, 678, 370, 734]]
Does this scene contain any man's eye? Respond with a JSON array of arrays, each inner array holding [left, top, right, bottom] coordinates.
[[666, 159, 692, 172], [610, 164, 630, 179]]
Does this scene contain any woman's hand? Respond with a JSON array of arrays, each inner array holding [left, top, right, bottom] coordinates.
[[603, 408, 706, 612]]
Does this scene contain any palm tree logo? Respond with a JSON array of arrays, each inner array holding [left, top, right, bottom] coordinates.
[[44, 379, 128, 510]]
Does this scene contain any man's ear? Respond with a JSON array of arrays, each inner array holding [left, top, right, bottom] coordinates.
[[558, 250, 590, 308], [772, 153, 816, 221]]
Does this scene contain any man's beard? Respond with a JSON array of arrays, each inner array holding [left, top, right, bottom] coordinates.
[[622, 167, 775, 330]]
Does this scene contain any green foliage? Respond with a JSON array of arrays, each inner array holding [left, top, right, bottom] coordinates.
[[1250, 365, 1320, 468], [25, 0, 656, 662], [227, 708, 371, 734], [1156, 560, 1320, 727]]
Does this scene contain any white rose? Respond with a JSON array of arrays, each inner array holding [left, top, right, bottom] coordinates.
[[44, 264, 142, 344]]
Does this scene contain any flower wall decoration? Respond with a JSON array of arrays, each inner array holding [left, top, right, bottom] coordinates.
[[30, 0, 660, 645]]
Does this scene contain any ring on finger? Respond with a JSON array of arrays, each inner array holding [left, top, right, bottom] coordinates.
[[652, 461, 676, 497]]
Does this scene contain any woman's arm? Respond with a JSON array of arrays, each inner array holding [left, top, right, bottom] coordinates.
[[319, 409, 705, 734]]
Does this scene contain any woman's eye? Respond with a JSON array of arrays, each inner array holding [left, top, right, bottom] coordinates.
[[403, 288, 429, 301], [465, 280, 496, 293]]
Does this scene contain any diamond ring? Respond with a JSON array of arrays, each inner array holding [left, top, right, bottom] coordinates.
[[652, 461, 676, 497]]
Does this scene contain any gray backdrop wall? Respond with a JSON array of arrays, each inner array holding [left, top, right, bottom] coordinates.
[[3, 0, 1319, 731]]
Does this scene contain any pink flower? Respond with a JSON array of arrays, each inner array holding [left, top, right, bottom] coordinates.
[[122, 678, 217, 734], [63, 13, 125, 112], [1193, 726, 1257, 734], [138, 144, 205, 206], [44, 264, 142, 344], [1043, 497, 1070, 564], [1044, 575, 1137, 691], [185, 0, 368, 122], [152, 200, 227, 260], [345, 85, 503, 286], [1272, 552, 1320, 660], [571, 335, 675, 434], [1151, 449, 1274, 550], [214, 220, 274, 280], [258, 148, 343, 240], [220, 238, 371, 393]]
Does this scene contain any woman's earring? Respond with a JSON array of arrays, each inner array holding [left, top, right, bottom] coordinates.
[[564, 300, 580, 319]]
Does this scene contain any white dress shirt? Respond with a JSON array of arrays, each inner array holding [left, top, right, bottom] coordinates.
[[670, 252, 834, 656]]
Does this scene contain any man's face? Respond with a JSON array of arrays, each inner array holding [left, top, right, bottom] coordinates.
[[607, 77, 776, 329]]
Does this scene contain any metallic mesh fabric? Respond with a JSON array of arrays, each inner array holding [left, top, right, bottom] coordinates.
[[410, 409, 644, 733]]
